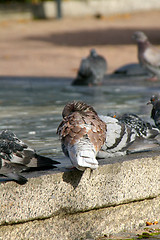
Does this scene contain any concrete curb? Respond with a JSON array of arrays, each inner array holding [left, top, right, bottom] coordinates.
[[0, 152, 160, 239], [0, 196, 160, 240]]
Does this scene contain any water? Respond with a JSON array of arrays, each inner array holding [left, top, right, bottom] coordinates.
[[1, 76, 160, 237], [0, 75, 160, 160]]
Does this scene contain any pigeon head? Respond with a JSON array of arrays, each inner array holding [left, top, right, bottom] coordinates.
[[132, 31, 148, 42], [90, 48, 97, 57], [62, 101, 98, 118], [147, 94, 160, 105]]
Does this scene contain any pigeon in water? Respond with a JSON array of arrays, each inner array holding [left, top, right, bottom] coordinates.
[[0, 130, 60, 184], [72, 49, 107, 86], [57, 101, 106, 170], [97, 113, 160, 158], [147, 94, 160, 129], [132, 31, 160, 80]]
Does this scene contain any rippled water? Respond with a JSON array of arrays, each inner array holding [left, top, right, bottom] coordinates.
[[0, 76, 160, 160]]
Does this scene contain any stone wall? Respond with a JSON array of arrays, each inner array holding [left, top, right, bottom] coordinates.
[[1, 0, 160, 20], [0, 151, 160, 239], [32, 0, 160, 19], [0, 3, 32, 21]]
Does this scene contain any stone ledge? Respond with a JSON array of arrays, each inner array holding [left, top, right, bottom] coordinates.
[[0, 196, 160, 240], [0, 152, 160, 226]]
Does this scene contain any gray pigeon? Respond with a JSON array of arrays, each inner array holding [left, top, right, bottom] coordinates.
[[113, 63, 149, 77], [97, 113, 160, 158], [147, 94, 160, 129], [116, 113, 160, 139], [72, 49, 107, 86], [97, 115, 137, 158], [0, 130, 60, 184], [132, 31, 160, 80]]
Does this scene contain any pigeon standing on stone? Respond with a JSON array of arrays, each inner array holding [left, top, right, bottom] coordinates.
[[57, 101, 106, 170], [116, 113, 160, 139], [97, 113, 160, 158], [72, 49, 107, 86], [147, 94, 160, 129], [97, 115, 137, 158], [132, 31, 160, 80], [0, 130, 60, 184]]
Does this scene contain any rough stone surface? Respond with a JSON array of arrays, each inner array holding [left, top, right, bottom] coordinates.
[[0, 152, 160, 226], [0, 196, 159, 240]]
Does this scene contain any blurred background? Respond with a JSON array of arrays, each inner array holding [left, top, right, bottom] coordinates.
[[0, 0, 160, 159], [0, 0, 160, 77]]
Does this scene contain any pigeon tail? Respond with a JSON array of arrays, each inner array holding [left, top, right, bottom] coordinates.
[[27, 153, 60, 171], [68, 141, 98, 171], [0, 159, 28, 184], [127, 138, 160, 154], [4, 173, 28, 185], [76, 150, 98, 171]]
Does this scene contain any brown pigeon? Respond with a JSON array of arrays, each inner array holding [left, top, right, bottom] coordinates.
[[57, 101, 106, 170]]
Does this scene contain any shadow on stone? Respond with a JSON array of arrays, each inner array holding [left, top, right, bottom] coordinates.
[[62, 169, 84, 189]]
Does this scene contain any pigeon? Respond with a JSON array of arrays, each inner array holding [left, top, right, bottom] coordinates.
[[57, 101, 106, 170], [113, 63, 149, 77], [132, 31, 160, 80], [0, 130, 60, 185], [97, 115, 137, 158], [97, 113, 160, 158], [116, 113, 160, 139], [147, 94, 160, 129], [72, 49, 107, 86]]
